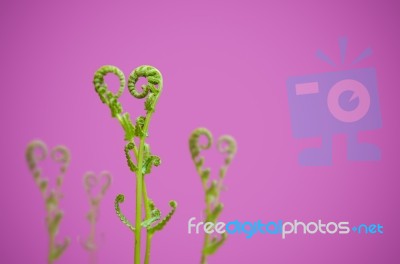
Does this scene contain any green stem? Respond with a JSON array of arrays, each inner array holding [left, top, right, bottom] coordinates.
[[134, 107, 155, 264], [144, 234, 152, 264], [141, 105, 157, 264], [201, 178, 211, 264], [134, 137, 145, 264], [89, 209, 96, 264], [115, 114, 142, 264], [143, 183, 152, 264], [49, 232, 54, 264], [201, 232, 209, 264]]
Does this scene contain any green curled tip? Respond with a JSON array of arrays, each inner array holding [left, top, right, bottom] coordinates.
[[148, 200, 177, 234], [93, 65, 125, 99], [189, 128, 213, 172], [169, 200, 177, 207], [26, 140, 48, 171], [217, 135, 237, 156], [51, 145, 71, 169], [217, 135, 237, 167], [128, 65, 163, 99], [116, 194, 125, 203], [115, 194, 135, 232], [124, 143, 137, 172]]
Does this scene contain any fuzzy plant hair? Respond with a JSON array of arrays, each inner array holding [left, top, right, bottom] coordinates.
[[93, 65, 177, 264], [26, 140, 70, 264], [189, 128, 237, 264], [82, 171, 112, 264]]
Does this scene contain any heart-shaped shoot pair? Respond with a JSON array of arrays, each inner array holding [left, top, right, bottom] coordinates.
[[189, 128, 237, 264], [82, 171, 112, 252], [93, 65, 177, 264], [26, 140, 70, 263]]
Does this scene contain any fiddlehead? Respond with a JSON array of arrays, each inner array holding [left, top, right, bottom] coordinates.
[[26, 140, 47, 171], [84, 172, 97, 196], [189, 128, 213, 161], [124, 142, 138, 172], [128, 66, 163, 113], [142, 144, 161, 175], [51, 146, 70, 189], [84, 171, 112, 207], [25, 140, 70, 263], [147, 201, 178, 234], [189, 128, 213, 181], [84, 171, 112, 198], [115, 194, 135, 232], [51, 146, 70, 168], [188, 129, 237, 264], [141, 200, 161, 228], [217, 136, 237, 178], [26, 140, 48, 194], [93, 65, 125, 117], [83, 171, 112, 255], [93, 65, 175, 264]]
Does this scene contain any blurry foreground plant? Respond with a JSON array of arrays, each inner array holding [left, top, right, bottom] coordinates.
[[189, 128, 237, 264], [26, 140, 70, 264], [82, 171, 112, 263]]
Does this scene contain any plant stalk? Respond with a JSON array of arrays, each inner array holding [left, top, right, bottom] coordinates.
[[49, 231, 54, 264], [134, 107, 156, 264], [134, 137, 145, 264], [143, 183, 152, 264], [201, 177, 211, 264]]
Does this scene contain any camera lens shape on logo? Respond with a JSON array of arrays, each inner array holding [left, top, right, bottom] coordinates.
[[327, 79, 371, 123]]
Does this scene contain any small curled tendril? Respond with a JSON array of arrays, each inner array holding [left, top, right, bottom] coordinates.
[[217, 135, 237, 164], [26, 140, 48, 192], [217, 135, 237, 178], [124, 143, 137, 172], [115, 194, 135, 232], [26, 140, 47, 172], [51, 146, 70, 174], [84, 172, 97, 195], [141, 200, 161, 228], [189, 128, 213, 177], [189, 128, 213, 159], [142, 144, 161, 175], [148, 201, 177, 234]]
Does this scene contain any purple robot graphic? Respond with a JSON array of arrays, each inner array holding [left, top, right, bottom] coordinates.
[[287, 38, 381, 166]]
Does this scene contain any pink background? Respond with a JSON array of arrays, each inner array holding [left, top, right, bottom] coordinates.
[[1, 0, 399, 263]]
